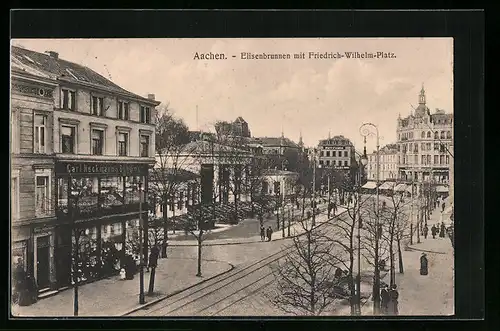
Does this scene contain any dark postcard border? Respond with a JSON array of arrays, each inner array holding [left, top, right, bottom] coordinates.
[[7, 9, 485, 330]]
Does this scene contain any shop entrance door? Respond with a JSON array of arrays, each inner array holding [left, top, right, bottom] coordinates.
[[36, 236, 51, 289]]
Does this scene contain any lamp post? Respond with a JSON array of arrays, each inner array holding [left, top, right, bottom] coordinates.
[[357, 150, 369, 315], [360, 122, 381, 315], [138, 180, 145, 304]]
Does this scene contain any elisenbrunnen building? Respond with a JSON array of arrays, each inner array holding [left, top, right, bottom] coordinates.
[[10, 46, 160, 295]]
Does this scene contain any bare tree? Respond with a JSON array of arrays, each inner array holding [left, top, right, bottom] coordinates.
[[380, 188, 409, 286], [267, 217, 346, 316], [151, 104, 194, 257], [358, 196, 390, 314]]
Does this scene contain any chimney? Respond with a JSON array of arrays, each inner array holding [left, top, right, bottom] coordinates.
[[147, 94, 155, 100], [45, 51, 59, 59]]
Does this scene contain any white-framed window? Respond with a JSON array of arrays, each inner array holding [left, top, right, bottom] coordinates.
[[11, 170, 20, 221], [61, 88, 76, 110], [91, 95, 104, 116], [34, 114, 47, 154], [35, 169, 51, 217], [118, 101, 130, 120], [61, 125, 76, 154], [91, 129, 104, 155], [11, 110, 19, 154], [118, 132, 128, 156], [140, 106, 151, 124], [140, 134, 150, 157]]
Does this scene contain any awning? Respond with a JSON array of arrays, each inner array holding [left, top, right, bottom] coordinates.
[[394, 183, 408, 192], [436, 185, 449, 193], [379, 182, 395, 190], [362, 182, 378, 189]]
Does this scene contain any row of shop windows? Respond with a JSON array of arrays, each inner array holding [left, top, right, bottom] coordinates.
[[320, 150, 349, 157], [399, 130, 452, 141], [57, 176, 146, 214], [400, 142, 451, 154]]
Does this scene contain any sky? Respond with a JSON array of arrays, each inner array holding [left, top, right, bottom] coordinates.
[[12, 38, 453, 152]]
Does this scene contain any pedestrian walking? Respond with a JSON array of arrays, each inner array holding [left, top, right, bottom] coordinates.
[[260, 226, 265, 241], [380, 285, 390, 315], [423, 225, 429, 239], [420, 252, 429, 275], [439, 222, 446, 238], [333, 201, 337, 215], [388, 284, 399, 315], [431, 225, 437, 239], [266, 226, 273, 242], [441, 202, 446, 213]]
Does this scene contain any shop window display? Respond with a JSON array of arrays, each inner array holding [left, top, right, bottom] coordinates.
[[100, 177, 124, 210]]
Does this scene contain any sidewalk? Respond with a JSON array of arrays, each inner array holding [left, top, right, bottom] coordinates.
[[168, 206, 347, 246], [396, 236, 454, 316], [12, 257, 232, 317]]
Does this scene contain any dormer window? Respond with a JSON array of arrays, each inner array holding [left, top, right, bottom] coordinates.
[[61, 88, 76, 110], [91, 96, 104, 116]]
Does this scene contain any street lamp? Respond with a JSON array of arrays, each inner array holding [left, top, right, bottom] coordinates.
[[137, 180, 145, 305], [356, 150, 368, 315], [360, 122, 381, 315]]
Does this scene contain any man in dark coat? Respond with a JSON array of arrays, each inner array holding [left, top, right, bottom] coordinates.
[[441, 202, 446, 213], [431, 225, 437, 239], [388, 284, 399, 315], [440, 222, 446, 238], [380, 285, 390, 315], [260, 226, 265, 241], [423, 225, 429, 239], [420, 253, 429, 275], [266, 226, 273, 242]]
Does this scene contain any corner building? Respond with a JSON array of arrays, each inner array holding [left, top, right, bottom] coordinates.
[[396, 86, 453, 185], [10, 46, 160, 292]]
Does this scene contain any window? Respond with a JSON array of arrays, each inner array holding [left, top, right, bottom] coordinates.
[[434, 132, 439, 139], [11, 110, 19, 153], [446, 155, 450, 164], [34, 114, 47, 153], [344, 151, 348, 157], [61, 89, 76, 110], [427, 131, 431, 138], [320, 151, 324, 157], [344, 160, 348, 166], [427, 143, 431, 150], [91, 96, 104, 116], [440, 155, 445, 164], [118, 132, 128, 156], [421, 143, 425, 151], [140, 106, 151, 124], [427, 155, 431, 164], [434, 155, 439, 164], [118, 101, 130, 120], [61, 126, 76, 154], [35, 175, 50, 216], [140, 135, 150, 157], [326, 151, 330, 157], [421, 131, 425, 138], [11, 173, 19, 220], [326, 160, 330, 166], [91, 129, 104, 155], [414, 144, 418, 153], [319, 160, 324, 165], [332, 151, 336, 157], [440, 131, 445, 139], [446, 131, 452, 139], [421, 155, 426, 165]]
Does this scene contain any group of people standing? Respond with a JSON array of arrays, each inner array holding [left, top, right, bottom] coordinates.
[[260, 226, 274, 242], [380, 284, 399, 315], [422, 222, 447, 240]]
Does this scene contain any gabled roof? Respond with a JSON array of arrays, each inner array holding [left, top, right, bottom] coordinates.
[[11, 46, 158, 104], [318, 135, 354, 147], [150, 168, 199, 182]]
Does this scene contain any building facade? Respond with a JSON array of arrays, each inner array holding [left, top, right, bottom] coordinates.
[[11, 46, 160, 292], [317, 135, 356, 173], [396, 86, 453, 185], [366, 144, 399, 181]]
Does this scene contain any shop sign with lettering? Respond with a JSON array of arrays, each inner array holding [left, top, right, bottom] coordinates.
[[56, 162, 148, 176]]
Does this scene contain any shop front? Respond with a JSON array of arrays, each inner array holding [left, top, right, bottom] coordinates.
[[54, 161, 149, 288]]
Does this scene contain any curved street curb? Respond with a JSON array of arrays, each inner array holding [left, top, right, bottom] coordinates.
[[168, 207, 348, 247], [406, 245, 448, 255], [120, 261, 235, 316]]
